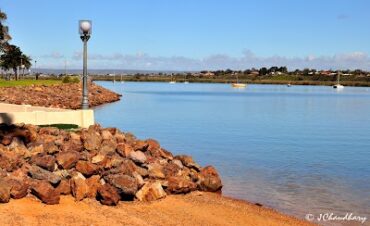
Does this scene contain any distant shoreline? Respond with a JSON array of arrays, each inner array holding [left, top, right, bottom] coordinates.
[[92, 77, 370, 87]]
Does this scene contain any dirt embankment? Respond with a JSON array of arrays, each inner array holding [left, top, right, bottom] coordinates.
[[0, 192, 313, 226], [0, 82, 121, 109]]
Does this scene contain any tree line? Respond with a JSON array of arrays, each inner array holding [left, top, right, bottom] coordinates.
[[200, 67, 368, 76], [0, 9, 32, 80]]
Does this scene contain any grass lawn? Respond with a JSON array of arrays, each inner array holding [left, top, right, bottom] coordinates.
[[0, 79, 61, 87]]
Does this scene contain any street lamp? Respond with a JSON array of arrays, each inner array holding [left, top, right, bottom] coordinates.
[[79, 20, 92, 109], [21, 64, 25, 78], [34, 60, 38, 80]]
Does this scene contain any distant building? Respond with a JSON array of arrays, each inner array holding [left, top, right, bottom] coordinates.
[[201, 71, 215, 77], [320, 71, 333, 76]]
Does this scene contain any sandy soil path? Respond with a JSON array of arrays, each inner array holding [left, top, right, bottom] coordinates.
[[0, 192, 313, 226]]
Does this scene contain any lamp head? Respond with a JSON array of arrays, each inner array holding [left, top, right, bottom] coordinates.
[[79, 20, 92, 35]]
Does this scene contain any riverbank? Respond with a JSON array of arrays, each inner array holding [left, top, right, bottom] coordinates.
[[0, 192, 312, 226], [0, 82, 121, 109], [93, 76, 370, 87]]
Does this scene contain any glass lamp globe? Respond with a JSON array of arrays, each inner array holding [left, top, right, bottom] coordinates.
[[79, 20, 92, 35]]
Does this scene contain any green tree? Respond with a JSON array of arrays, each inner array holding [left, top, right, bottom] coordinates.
[[302, 68, 310, 76], [0, 9, 11, 53], [259, 67, 268, 76], [0, 45, 31, 80]]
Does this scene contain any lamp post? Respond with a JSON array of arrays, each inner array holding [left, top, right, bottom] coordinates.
[[34, 60, 38, 80], [79, 20, 92, 109], [21, 64, 25, 78]]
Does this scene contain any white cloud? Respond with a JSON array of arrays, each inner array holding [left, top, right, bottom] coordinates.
[[46, 50, 370, 71], [41, 52, 65, 59]]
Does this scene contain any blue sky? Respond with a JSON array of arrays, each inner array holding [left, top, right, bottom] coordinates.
[[2, 0, 370, 70]]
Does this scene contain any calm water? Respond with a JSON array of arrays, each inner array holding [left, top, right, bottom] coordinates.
[[94, 81, 370, 222]]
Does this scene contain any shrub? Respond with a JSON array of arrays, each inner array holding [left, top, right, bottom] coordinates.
[[62, 76, 80, 83]]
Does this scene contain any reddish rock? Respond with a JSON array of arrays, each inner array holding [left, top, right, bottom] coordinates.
[[28, 144, 44, 156], [167, 176, 197, 194], [163, 162, 181, 178], [8, 167, 29, 181], [69, 132, 81, 141], [91, 154, 105, 164], [116, 143, 133, 157], [148, 163, 165, 179], [135, 166, 149, 177], [0, 169, 7, 178], [128, 151, 147, 164], [31, 154, 56, 172], [0, 123, 223, 205], [56, 151, 80, 169], [135, 181, 166, 201], [0, 83, 121, 110], [31, 180, 60, 204], [114, 132, 126, 143], [159, 149, 174, 160], [44, 142, 60, 154], [133, 140, 148, 151], [56, 179, 71, 195], [23, 125, 38, 142], [39, 127, 59, 136], [101, 130, 113, 140], [86, 175, 101, 198], [97, 183, 120, 206], [105, 174, 138, 196], [122, 159, 140, 176], [199, 166, 222, 192], [146, 139, 160, 152], [71, 174, 88, 201], [76, 161, 99, 177], [28, 165, 61, 185], [36, 134, 58, 145], [124, 133, 136, 145], [61, 139, 83, 153], [8, 137, 30, 157], [172, 159, 184, 169], [105, 155, 125, 169], [8, 179, 29, 199], [1, 135, 13, 145], [99, 139, 117, 156], [0, 180, 11, 203], [0, 150, 23, 172], [82, 130, 102, 151], [174, 155, 200, 171], [105, 128, 118, 136]]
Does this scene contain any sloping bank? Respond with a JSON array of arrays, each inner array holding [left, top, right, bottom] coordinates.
[[0, 82, 121, 109]]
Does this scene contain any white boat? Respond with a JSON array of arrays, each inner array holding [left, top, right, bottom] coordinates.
[[333, 72, 344, 89], [231, 74, 246, 88], [287, 83, 291, 87], [232, 83, 247, 88], [184, 81, 189, 84], [333, 84, 344, 89]]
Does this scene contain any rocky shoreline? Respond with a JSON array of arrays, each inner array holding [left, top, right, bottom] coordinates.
[[0, 82, 121, 109], [0, 123, 222, 205]]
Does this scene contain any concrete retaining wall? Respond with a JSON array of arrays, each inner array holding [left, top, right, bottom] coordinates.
[[0, 103, 94, 128]]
